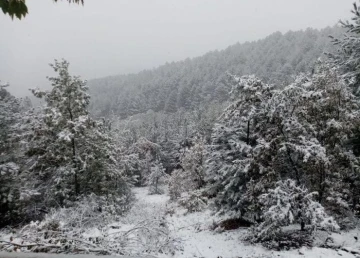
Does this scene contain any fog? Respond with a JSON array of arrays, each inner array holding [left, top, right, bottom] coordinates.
[[0, 0, 354, 97]]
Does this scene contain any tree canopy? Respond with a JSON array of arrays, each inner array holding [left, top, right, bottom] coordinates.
[[0, 0, 83, 20]]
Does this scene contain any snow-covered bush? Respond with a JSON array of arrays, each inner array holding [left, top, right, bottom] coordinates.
[[1, 189, 177, 256], [180, 139, 205, 189], [168, 169, 185, 200], [147, 161, 168, 194], [251, 179, 339, 242], [37, 193, 132, 232], [168, 140, 205, 201], [178, 190, 208, 213]]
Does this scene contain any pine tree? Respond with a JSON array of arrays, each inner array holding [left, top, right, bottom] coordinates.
[[330, 2, 360, 95], [164, 90, 178, 113], [205, 63, 360, 225], [0, 83, 23, 225], [147, 160, 168, 194], [253, 179, 339, 242], [180, 138, 205, 189], [25, 60, 130, 207], [0, 82, 20, 162], [205, 75, 274, 218]]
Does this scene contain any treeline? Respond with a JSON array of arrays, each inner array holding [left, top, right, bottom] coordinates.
[[89, 26, 343, 118]]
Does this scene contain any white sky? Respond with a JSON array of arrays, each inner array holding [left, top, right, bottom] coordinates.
[[0, 0, 354, 96]]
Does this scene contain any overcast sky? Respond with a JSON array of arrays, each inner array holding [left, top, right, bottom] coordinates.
[[0, 0, 354, 97]]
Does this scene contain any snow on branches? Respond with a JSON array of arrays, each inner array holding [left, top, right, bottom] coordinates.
[[252, 179, 339, 242]]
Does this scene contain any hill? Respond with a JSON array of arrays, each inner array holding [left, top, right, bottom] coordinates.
[[88, 26, 343, 118]]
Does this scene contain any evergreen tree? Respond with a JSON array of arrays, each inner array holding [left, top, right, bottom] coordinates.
[[330, 2, 360, 95], [0, 82, 20, 163], [253, 179, 339, 242], [1, 0, 83, 20], [147, 160, 168, 194], [206, 63, 360, 225], [0, 83, 23, 226], [205, 75, 274, 218], [25, 60, 130, 207], [164, 90, 178, 113]]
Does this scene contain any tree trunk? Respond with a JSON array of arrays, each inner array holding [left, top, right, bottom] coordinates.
[[279, 125, 300, 185], [72, 138, 79, 196], [68, 106, 79, 196], [246, 120, 250, 145]]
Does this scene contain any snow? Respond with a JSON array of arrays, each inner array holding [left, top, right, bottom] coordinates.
[[133, 187, 358, 258], [167, 209, 264, 258], [81, 228, 102, 239], [1, 187, 359, 258], [132, 187, 170, 204], [331, 229, 360, 250]]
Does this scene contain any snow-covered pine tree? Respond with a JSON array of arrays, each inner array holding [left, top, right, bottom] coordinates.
[[330, 1, 360, 95], [249, 62, 360, 225], [25, 60, 130, 208], [168, 169, 185, 200], [0, 83, 24, 226], [127, 137, 162, 186], [164, 90, 178, 113], [0, 82, 20, 163], [180, 138, 205, 189], [253, 179, 339, 242], [269, 62, 360, 215], [168, 138, 205, 200], [205, 62, 360, 226], [0, 162, 23, 227], [147, 160, 168, 194], [205, 75, 274, 218], [296, 62, 360, 218]]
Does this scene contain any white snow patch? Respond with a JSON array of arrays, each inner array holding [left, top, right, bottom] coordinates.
[[164, 195, 360, 258], [82, 228, 102, 239]]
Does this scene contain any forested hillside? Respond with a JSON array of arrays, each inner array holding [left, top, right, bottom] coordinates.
[[89, 26, 343, 118], [4, 1, 360, 256]]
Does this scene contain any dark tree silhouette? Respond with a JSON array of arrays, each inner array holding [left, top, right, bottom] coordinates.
[[0, 0, 83, 20]]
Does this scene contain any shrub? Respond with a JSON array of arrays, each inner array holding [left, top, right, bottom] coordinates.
[[178, 190, 208, 213], [251, 179, 339, 242]]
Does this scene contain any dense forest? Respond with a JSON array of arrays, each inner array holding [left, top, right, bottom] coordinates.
[[89, 26, 343, 118], [3, 2, 360, 257]]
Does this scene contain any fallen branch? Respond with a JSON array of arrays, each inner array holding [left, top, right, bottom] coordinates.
[[320, 243, 360, 255], [340, 247, 360, 255], [0, 240, 60, 249], [0, 240, 112, 255]]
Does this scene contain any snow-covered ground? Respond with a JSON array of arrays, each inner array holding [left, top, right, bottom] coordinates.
[[133, 187, 360, 258], [1, 187, 360, 258]]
